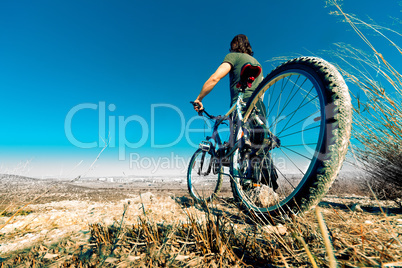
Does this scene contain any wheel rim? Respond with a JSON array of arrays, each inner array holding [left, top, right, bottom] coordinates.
[[188, 150, 221, 202], [233, 69, 326, 213]]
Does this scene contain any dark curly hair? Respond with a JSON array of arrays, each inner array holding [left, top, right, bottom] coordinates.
[[229, 34, 254, 56]]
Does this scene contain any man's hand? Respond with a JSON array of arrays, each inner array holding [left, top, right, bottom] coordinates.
[[193, 99, 204, 113]]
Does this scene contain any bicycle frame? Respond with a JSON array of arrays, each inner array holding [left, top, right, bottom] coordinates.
[[198, 91, 263, 166]]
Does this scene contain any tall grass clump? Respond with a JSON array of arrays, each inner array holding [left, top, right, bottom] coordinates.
[[327, 1, 402, 206]]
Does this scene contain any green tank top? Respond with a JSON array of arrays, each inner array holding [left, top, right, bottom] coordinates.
[[223, 52, 263, 106]]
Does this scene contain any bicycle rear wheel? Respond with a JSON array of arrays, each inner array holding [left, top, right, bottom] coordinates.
[[187, 149, 223, 203], [230, 57, 352, 221]]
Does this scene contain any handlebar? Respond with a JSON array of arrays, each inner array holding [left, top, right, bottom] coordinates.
[[190, 101, 229, 128], [190, 101, 214, 119]]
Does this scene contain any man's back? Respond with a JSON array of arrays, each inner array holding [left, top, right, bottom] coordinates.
[[223, 52, 263, 106]]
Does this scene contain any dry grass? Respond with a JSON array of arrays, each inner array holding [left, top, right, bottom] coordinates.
[[0, 196, 401, 267], [327, 0, 402, 207]]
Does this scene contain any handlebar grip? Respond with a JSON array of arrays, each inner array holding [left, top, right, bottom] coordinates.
[[190, 101, 200, 108], [190, 101, 203, 116]]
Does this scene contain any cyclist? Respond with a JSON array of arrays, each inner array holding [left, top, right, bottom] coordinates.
[[193, 34, 278, 190], [193, 34, 264, 115]]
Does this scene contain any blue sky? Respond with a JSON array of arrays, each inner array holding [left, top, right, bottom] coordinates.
[[0, 0, 401, 178]]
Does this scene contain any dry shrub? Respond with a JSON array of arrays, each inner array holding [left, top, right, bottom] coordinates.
[[327, 174, 368, 196], [327, 1, 402, 207]]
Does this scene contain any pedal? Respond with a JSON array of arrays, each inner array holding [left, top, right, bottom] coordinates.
[[199, 141, 211, 152]]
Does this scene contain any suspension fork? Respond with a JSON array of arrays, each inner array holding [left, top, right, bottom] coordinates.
[[197, 150, 216, 176]]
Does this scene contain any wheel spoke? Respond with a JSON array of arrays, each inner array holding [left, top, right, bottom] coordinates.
[[279, 148, 305, 175], [267, 76, 289, 118], [283, 143, 317, 147], [281, 146, 313, 161], [260, 152, 296, 191], [269, 76, 306, 129], [276, 106, 320, 137], [278, 125, 320, 139], [277, 75, 301, 116], [273, 163, 297, 190], [273, 85, 315, 134], [270, 93, 316, 131]]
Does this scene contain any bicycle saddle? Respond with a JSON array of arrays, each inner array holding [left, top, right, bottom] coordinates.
[[236, 63, 262, 89]]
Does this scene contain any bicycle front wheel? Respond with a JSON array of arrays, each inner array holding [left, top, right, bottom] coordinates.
[[231, 57, 352, 221], [187, 149, 223, 203]]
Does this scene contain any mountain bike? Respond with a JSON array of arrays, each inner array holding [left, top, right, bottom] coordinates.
[[187, 57, 352, 221]]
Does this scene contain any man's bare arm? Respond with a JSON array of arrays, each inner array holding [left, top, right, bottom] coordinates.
[[193, 62, 231, 111]]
